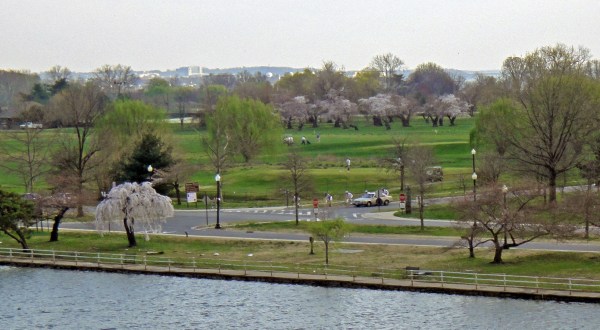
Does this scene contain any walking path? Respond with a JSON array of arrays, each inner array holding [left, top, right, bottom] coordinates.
[[2, 256, 599, 303]]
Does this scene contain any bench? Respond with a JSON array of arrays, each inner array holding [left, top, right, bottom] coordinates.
[[405, 266, 432, 278]]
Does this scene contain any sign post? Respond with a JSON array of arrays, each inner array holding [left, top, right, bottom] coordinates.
[[399, 193, 406, 212], [185, 182, 199, 207], [313, 198, 319, 221]]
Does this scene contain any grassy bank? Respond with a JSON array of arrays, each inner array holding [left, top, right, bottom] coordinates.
[[2, 230, 600, 280]]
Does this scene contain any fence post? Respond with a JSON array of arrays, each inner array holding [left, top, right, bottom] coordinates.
[[297, 263, 300, 279], [144, 256, 147, 271], [52, 250, 56, 264], [192, 257, 196, 272], [381, 267, 384, 284], [244, 261, 247, 276], [75, 252, 79, 266], [97, 253, 100, 267], [504, 274, 507, 291], [441, 271, 444, 288], [475, 273, 478, 290], [536, 277, 539, 293], [168, 259, 171, 272], [569, 278, 572, 295], [30, 249, 34, 262], [9, 248, 13, 261]]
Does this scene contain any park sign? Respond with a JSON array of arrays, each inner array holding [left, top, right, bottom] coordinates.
[[185, 182, 199, 193], [185, 183, 199, 203]]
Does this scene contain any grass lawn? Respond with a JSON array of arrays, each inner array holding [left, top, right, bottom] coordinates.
[[3, 230, 600, 280]]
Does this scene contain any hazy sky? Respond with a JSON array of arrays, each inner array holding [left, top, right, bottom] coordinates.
[[2, 0, 599, 73]]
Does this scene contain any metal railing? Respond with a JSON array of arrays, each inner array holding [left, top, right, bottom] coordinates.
[[1, 247, 599, 294]]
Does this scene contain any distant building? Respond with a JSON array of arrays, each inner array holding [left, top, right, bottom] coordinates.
[[188, 66, 202, 76]]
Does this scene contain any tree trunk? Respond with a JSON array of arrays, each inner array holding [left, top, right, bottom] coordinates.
[[17, 230, 30, 250], [175, 184, 181, 205], [49, 207, 69, 242], [430, 116, 439, 127], [448, 115, 457, 126], [492, 243, 504, 263], [419, 194, 424, 231], [548, 170, 557, 202], [294, 192, 299, 226], [372, 116, 382, 126], [124, 217, 137, 247], [400, 115, 410, 127]]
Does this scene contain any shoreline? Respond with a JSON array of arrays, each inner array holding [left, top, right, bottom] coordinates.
[[2, 257, 600, 304]]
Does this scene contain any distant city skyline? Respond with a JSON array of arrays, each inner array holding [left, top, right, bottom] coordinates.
[[1, 0, 599, 73]]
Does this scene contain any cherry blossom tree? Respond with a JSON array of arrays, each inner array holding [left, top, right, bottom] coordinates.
[[95, 182, 174, 247]]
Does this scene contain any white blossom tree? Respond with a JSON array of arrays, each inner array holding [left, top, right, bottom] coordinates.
[[95, 182, 174, 247], [437, 94, 470, 126]]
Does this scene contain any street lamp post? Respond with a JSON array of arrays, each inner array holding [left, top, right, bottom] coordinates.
[[471, 149, 477, 201], [147, 165, 154, 182], [215, 173, 222, 229], [502, 184, 508, 249]]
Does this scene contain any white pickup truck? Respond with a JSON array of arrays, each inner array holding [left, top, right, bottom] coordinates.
[[19, 122, 43, 129]]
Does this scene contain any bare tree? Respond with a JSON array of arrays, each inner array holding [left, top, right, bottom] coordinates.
[[93, 64, 138, 99], [95, 182, 174, 247], [46, 65, 72, 83], [382, 137, 409, 191], [281, 148, 314, 225], [47, 82, 108, 216], [370, 53, 404, 92], [0, 103, 52, 192], [406, 144, 436, 230], [456, 184, 575, 263]]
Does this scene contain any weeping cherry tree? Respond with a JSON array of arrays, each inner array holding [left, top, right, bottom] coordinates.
[[95, 182, 174, 247]]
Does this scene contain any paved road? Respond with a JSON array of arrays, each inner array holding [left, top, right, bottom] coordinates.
[[61, 203, 600, 253]]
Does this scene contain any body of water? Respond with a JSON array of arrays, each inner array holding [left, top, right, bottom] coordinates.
[[1, 266, 598, 329]]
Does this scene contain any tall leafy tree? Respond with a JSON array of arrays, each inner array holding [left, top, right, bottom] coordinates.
[[214, 95, 282, 163], [483, 44, 600, 202], [116, 132, 174, 187], [95, 99, 170, 192], [0, 189, 35, 250]]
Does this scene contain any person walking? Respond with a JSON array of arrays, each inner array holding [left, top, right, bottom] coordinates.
[[346, 158, 351, 171], [325, 193, 333, 207], [345, 191, 353, 205]]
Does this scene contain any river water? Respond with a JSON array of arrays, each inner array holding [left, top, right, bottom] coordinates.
[[1, 266, 598, 329]]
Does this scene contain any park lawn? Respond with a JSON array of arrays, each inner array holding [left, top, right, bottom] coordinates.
[[3, 230, 600, 280]]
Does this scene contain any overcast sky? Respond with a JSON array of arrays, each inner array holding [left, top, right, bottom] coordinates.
[[1, 0, 599, 73]]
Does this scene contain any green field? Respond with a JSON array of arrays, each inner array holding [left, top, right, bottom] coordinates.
[[0, 117, 475, 198], [0, 116, 584, 205]]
